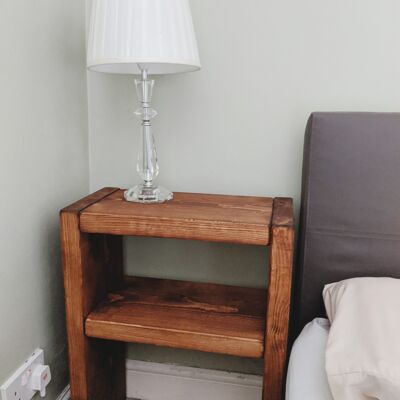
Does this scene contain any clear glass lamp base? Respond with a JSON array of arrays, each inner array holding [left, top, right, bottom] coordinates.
[[124, 184, 173, 203]]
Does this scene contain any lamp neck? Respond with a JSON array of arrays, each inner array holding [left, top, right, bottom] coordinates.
[[141, 68, 148, 82], [138, 68, 151, 106]]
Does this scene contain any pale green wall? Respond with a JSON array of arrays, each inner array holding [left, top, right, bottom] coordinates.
[[0, 0, 89, 397], [87, 0, 400, 374], [124, 238, 268, 373]]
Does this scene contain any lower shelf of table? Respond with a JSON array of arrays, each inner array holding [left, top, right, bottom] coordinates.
[[85, 276, 266, 358]]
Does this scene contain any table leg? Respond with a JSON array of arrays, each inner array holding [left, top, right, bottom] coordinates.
[[263, 198, 294, 400], [60, 188, 126, 400]]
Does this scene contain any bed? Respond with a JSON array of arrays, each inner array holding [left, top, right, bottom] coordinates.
[[286, 112, 400, 400]]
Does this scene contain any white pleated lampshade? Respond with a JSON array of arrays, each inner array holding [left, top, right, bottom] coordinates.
[[87, 0, 201, 75]]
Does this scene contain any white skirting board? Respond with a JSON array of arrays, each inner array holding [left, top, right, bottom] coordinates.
[[126, 360, 262, 400], [57, 360, 263, 400], [56, 385, 71, 400]]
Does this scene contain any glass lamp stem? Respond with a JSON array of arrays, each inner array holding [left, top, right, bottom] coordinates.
[[138, 69, 158, 186], [123, 68, 173, 203]]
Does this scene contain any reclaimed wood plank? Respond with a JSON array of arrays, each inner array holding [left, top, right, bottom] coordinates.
[[263, 198, 295, 400], [60, 188, 125, 400], [85, 276, 266, 358], [80, 190, 273, 245]]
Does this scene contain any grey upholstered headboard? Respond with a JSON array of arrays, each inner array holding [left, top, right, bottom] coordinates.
[[294, 112, 400, 334]]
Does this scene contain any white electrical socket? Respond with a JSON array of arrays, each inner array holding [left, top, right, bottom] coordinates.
[[0, 349, 51, 400]]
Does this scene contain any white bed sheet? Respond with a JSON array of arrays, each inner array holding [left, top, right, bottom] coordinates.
[[286, 318, 333, 400]]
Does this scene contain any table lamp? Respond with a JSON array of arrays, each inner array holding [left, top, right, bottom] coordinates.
[[87, 0, 201, 203]]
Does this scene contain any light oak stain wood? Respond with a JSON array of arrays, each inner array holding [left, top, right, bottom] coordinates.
[[80, 190, 273, 245], [86, 276, 266, 358], [60, 187, 126, 400], [263, 198, 294, 400]]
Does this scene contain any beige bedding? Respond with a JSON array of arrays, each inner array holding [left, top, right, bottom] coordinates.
[[323, 277, 400, 400]]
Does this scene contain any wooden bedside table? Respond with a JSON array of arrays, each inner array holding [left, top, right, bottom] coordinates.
[[60, 188, 294, 400]]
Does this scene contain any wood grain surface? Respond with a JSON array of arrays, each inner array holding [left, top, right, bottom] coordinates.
[[263, 198, 294, 400], [60, 187, 126, 400], [80, 190, 273, 245], [86, 276, 266, 358], [60, 189, 295, 400]]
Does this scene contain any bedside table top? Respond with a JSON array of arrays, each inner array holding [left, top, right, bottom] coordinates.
[[78, 188, 274, 245]]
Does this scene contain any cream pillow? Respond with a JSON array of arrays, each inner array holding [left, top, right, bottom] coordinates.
[[323, 277, 400, 400]]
